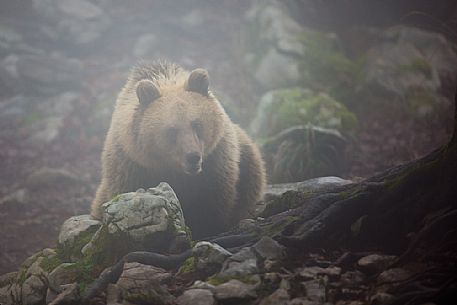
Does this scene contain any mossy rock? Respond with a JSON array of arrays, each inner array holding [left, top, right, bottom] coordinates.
[[298, 30, 366, 104], [251, 88, 357, 138]]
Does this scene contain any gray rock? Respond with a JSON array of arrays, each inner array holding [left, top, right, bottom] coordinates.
[[362, 26, 457, 118], [48, 283, 79, 305], [254, 48, 300, 90], [0, 272, 18, 305], [47, 263, 79, 294], [26, 167, 83, 190], [22, 275, 47, 305], [15, 53, 83, 92], [0, 189, 28, 206], [105, 283, 121, 305], [190, 281, 216, 290], [253, 236, 285, 260], [101, 183, 189, 244], [58, 215, 101, 255], [26, 92, 80, 144], [117, 262, 173, 304], [3, 283, 21, 305], [0, 284, 9, 305], [219, 247, 258, 278], [0, 272, 17, 288], [245, 1, 305, 90], [357, 254, 397, 274], [133, 34, 159, 58], [251, 88, 356, 139], [192, 241, 232, 271], [176, 289, 215, 305], [299, 266, 341, 280], [340, 271, 366, 286], [249, 2, 305, 56], [301, 279, 327, 303], [370, 292, 395, 305], [377, 268, 411, 284], [259, 288, 290, 305], [32, 0, 111, 45], [213, 279, 257, 301], [288, 298, 323, 305]]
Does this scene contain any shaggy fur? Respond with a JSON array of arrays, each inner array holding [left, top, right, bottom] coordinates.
[[91, 61, 266, 238]]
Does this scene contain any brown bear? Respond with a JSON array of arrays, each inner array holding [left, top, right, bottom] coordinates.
[[91, 61, 266, 238]]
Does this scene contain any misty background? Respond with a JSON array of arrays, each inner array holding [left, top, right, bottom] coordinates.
[[0, 0, 456, 274]]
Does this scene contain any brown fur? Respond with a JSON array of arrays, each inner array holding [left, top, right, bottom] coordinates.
[[91, 61, 266, 238]]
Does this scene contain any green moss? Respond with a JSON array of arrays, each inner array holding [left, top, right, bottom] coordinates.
[[261, 215, 302, 238], [179, 257, 197, 274], [265, 88, 357, 136], [261, 191, 313, 217], [111, 194, 123, 202], [57, 225, 100, 261], [339, 186, 362, 200], [39, 255, 62, 273], [17, 268, 28, 285], [398, 58, 432, 79], [73, 260, 99, 294]]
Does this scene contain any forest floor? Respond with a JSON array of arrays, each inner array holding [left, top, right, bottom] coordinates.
[[0, 1, 453, 275]]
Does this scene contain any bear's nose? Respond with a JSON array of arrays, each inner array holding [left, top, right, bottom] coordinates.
[[186, 152, 202, 166]]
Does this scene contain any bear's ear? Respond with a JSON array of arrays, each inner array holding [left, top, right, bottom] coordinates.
[[136, 79, 160, 105], [187, 68, 209, 96]]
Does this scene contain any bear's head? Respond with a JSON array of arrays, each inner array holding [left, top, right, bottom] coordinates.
[[121, 68, 228, 175]]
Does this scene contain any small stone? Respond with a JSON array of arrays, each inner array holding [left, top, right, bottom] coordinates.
[[190, 280, 215, 290], [117, 262, 171, 287], [238, 218, 257, 230], [214, 279, 257, 301], [192, 241, 232, 270], [218, 247, 258, 278], [117, 263, 174, 304], [340, 271, 366, 286], [299, 266, 342, 280], [176, 289, 215, 305], [377, 268, 411, 283], [302, 279, 327, 303], [58, 215, 101, 249], [259, 288, 289, 305], [357, 254, 397, 274], [253, 236, 285, 260], [370, 292, 395, 305]]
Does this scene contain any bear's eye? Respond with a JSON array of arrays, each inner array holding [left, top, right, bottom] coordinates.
[[191, 120, 203, 136], [166, 127, 178, 143]]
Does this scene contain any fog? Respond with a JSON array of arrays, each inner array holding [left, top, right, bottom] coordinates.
[[0, 0, 456, 278]]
